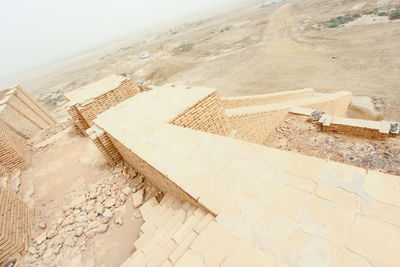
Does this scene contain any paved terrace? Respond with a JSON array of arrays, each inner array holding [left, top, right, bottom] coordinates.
[[94, 86, 400, 266], [65, 75, 127, 106]]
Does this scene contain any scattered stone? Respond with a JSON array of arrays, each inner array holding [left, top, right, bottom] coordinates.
[[114, 216, 123, 225], [95, 224, 108, 234], [104, 197, 116, 208], [37, 243, 47, 256], [88, 220, 100, 230], [54, 244, 62, 255], [46, 229, 56, 239], [132, 189, 144, 208], [64, 225, 74, 233], [74, 227, 84, 237], [95, 202, 105, 214], [35, 232, 47, 245], [27, 247, 37, 255], [97, 194, 106, 203], [85, 229, 96, 238], [62, 216, 75, 227], [64, 235, 76, 247], [103, 209, 113, 218], [71, 195, 86, 209], [76, 212, 87, 223], [42, 248, 54, 259], [37, 222, 46, 230], [56, 217, 64, 225], [121, 186, 131, 196]]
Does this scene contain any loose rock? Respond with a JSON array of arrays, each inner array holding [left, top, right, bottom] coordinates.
[[35, 232, 47, 245], [132, 189, 144, 208], [95, 224, 108, 234]]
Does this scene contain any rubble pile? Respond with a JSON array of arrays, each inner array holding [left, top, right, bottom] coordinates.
[[21, 163, 157, 266]]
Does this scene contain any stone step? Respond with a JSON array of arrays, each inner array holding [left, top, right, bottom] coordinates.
[[144, 210, 207, 267], [168, 213, 214, 264], [172, 208, 206, 244], [144, 195, 182, 227], [135, 204, 187, 251]]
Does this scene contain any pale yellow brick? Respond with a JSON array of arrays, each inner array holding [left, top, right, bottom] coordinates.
[[316, 183, 361, 209], [347, 215, 400, 267], [363, 170, 400, 206], [191, 221, 238, 267]]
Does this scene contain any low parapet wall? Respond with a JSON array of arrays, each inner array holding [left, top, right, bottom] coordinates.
[[289, 107, 400, 140], [220, 88, 314, 109], [226, 91, 352, 144], [170, 90, 231, 136], [318, 115, 399, 140], [66, 75, 138, 135]]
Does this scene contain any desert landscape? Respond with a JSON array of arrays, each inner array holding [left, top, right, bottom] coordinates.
[[1, 0, 400, 266], [10, 0, 400, 122]]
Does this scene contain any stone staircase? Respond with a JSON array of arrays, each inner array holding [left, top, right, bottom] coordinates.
[[121, 193, 214, 267]]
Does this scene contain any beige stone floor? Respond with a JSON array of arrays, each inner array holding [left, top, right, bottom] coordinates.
[[94, 86, 400, 267]]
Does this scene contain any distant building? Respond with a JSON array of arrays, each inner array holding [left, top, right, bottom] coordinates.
[[261, 0, 287, 8], [140, 51, 150, 59]]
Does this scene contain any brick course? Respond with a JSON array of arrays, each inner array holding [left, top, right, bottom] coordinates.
[[0, 120, 31, 172], [0, 186, 33, 264], [66, 76, 138, 135]]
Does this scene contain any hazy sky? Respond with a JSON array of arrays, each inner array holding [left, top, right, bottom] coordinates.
[[0, 0, 243, 82]]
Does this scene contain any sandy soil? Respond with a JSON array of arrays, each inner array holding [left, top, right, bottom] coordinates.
[[12, 0, 400, 121], [18, 125, 144, 266], [264, 114, 400, 175]]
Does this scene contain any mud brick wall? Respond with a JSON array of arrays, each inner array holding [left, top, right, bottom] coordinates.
[[170, 91, 231, 136], [227, 91, 352, 144], [0, 86, 55, 140], [0, 186, 33, 264], [68, 79, 138, 135], [87, 127, 122, 166], [318, 116, 396, 140], [68, 105, 90, 135], [221, 88, 314, 109], [109, 135, 204, 209], [321, 124, 388, 139], [0, 120, 31, 172], [228, 108, 289, 144], [0, 164, 8, 176]]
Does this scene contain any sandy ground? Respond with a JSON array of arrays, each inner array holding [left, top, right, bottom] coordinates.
[[264, 114, 400, 175], [10, 0, 400, 121], [17, 125, 144, 266]]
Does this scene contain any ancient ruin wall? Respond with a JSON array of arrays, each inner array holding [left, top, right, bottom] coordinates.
[[228, 107, 288, 144], [0, 120, 31, 172], [227, 91, 352, 144], [67, 79, 138, 135], [87, 126, 122, 166], [0, 86, 55, 139], [109, 135, 203, 208], [318, 116, 398, 140], [0, 186, 33, 264], [170, 91, 231, 136], [220, 88, 314, 109]]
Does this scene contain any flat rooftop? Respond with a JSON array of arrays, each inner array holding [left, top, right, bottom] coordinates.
[[65, 75, 127, 106]]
